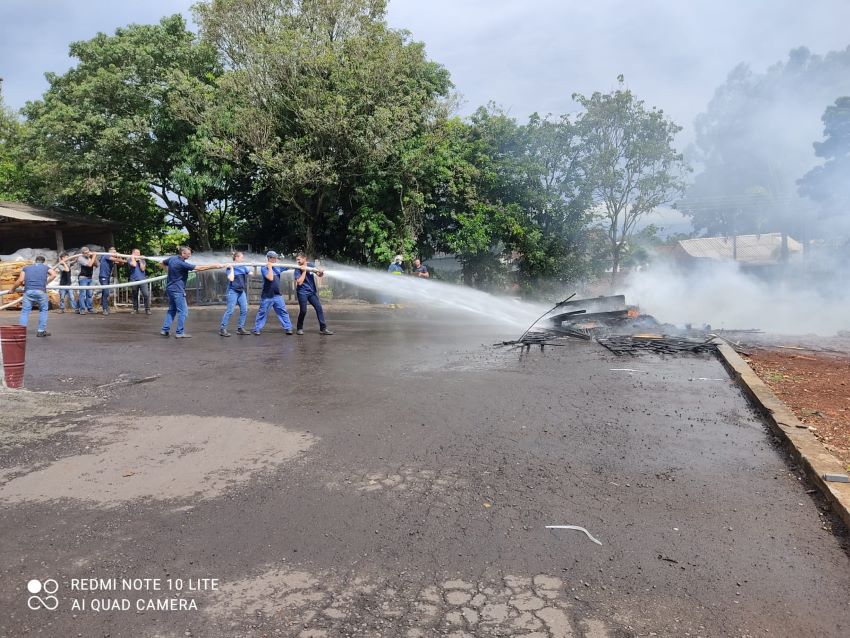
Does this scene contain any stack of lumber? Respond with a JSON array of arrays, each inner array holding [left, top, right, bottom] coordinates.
[[0, 260, 60, 310], [0, 260, 30, 308]]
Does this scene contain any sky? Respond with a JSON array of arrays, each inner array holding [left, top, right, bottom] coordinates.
[[2, 0, 849, 140]]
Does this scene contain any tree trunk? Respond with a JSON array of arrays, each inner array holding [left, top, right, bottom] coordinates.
[[610, 244, 620, 289], [191, 197, 212, 252], [305, 222, 316, 258]]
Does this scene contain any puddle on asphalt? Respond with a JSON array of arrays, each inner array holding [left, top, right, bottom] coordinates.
[[0, 415, 316, 506], [206, 565, 614, 637]]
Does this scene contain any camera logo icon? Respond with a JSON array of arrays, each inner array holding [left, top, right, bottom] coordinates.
[[27, 579, 59, 611]]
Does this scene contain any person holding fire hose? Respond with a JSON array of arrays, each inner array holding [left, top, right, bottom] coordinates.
[[127, 248, 152, 315], [55, 251, 78, 313], [13, 255, 56, 337], [160, 246, 221, 339], [76, 246, 98, 314], [252, 251, 293, 336], [98, 246, 126, 315], [219, 251, 251, 337], [294, 252, 333, 335]]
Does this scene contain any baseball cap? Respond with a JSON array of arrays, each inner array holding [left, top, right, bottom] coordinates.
[[266, 251, 279, 258]]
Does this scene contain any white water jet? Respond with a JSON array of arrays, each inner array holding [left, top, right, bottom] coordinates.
[[182, 253, 548, 329]]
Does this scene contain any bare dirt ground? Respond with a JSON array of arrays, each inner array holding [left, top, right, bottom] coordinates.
[[745, 349, 850, 469], [1, 305, 849, 637]]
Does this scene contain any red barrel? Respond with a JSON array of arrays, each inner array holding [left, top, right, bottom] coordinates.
[[0, 325, 27, 389]]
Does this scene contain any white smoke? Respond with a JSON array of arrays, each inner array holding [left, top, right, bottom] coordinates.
[[622, 259, 850, 336]]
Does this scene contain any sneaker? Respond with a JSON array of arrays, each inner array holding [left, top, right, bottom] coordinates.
[[236, 327, 249, 335], [219, 328, 231, 337], [160, 330, 170, 337], [285, 329, 293, 335], [36, 330, 50, 337], [78, 310, 86, 315], [145, 309, 152, 315], [58, 309, 65, 314], [131, 309, 139, 314], [252, 330, 261, 336], [174, 333, 192, 339], [320, 328, 334, 335], [296, 329, 304, 335], [102, 310, 110, 316]]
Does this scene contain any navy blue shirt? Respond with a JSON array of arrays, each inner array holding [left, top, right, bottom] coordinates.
[[294, 263, 318, 295], [260, 265, 288, 298], [163, 256, 196, 294], [127, 258, 146, 282], [23, 263, 50, 292], [228, 265, 250, 293], [99, 255, 117, 281]]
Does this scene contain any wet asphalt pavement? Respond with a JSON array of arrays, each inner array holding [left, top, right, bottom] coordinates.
[[1, 304, 849, 638]]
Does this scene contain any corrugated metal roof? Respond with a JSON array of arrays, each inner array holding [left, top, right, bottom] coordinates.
[[0, 201, 119, 227], [678, 233, 802, 264], [0, 201, 62, 222]]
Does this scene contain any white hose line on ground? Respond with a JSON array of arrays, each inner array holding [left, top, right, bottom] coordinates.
[[1, 275, 167, 308], [0, 261, 322, 297], [0, 297, 23, 311]]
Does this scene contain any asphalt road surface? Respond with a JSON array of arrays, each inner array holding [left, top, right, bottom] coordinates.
[[1, 305, 848, 638]]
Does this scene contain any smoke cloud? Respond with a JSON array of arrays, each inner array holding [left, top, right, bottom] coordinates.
[[622, 259, 850, 336]]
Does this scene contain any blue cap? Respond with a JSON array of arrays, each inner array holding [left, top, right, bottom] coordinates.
[[266, 251, 279, 258]]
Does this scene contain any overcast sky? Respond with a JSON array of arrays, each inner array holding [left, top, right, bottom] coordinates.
[[2, 0, 849, 144]]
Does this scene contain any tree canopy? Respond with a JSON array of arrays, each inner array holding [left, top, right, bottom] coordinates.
[[4, 1, 700, 294], [574, 78, 687, 285], [799, 97, 850, 221]]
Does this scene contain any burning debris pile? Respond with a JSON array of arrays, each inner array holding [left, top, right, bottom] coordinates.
[[500, 294, 719, 356]]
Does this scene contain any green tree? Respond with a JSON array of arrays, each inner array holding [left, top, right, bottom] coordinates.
[[510, 112, 595, 288], [575, 78, 687, 285], [22, 15, 230, 249], [192, 0, 451, 257], [0, 82, 30, 201], [799, 97, 850, 219]]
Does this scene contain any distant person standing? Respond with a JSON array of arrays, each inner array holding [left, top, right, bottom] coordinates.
[[219, 251, 250, 337], [384, 255, 404, 307], [127, 248, 151, 315], [294, 253, 332, 335], [413, 258, 429, 279], [76, 246, 98, 314], [13, 255, 56, 337], [252, 251, 293, 336], [388, 255, 404, 275], [160, 246, 220, 339], [98, 246, 126, 315], [55, 252, 77, 313]]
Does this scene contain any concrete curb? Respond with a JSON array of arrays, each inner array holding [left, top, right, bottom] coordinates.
[[715, 342, 850, 530]]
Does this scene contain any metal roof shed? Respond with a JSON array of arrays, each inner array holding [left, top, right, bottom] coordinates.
[[0, 201, 120, 254], [675, 233, 803, 266]]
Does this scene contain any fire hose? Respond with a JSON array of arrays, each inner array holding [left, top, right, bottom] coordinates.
[[0, 257, 323, 309], [0, 275, 170, 311]]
